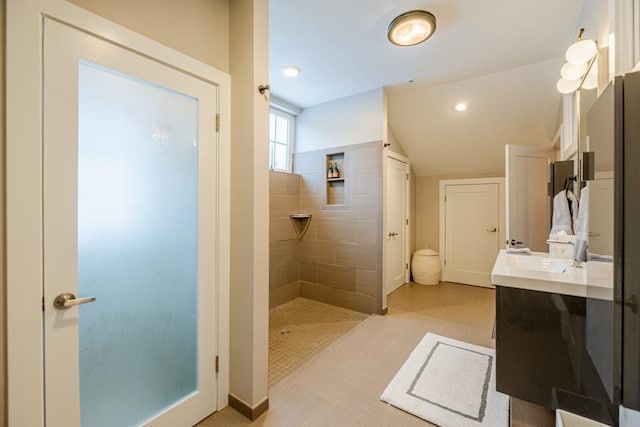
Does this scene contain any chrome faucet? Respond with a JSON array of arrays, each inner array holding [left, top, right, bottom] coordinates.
[[573, 259, 583, 268]]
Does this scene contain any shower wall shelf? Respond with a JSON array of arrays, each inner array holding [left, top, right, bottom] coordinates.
[[290, 214, 312, 240]]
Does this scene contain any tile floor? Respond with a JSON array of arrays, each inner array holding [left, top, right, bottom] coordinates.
[[268, 297, 368, 387], [198, 282, 554, 426]]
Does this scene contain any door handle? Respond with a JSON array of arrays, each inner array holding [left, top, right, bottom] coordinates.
[[53, 292, 96, 310], [486, 227, 497, 232]]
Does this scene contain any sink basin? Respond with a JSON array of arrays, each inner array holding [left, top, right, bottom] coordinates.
[[504, 253, 577, 274], [491, 250, 612, 300]]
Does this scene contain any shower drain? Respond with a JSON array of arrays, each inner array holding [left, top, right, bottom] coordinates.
[[280, 329, 291, 336]]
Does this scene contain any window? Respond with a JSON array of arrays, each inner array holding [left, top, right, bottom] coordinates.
[[269, 108, 295, 171]]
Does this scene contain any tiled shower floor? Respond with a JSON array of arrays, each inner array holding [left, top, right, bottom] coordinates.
[[268, 297, 368, 387]]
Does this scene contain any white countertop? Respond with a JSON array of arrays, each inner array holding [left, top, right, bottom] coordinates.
[[491, 250, 613, 301]]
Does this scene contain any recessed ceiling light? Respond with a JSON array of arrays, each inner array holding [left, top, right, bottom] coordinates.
[[281, 65, 300, 78], [455, 103, 467, 112], [388, 10, 437, 47]]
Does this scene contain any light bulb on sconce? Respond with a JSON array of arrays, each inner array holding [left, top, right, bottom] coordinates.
[[556, 28, 598, 95], [565, 39, 597, 65], [560, 63, 588, 80], [557, 78, 582, 95], [582, 72, 598, 90]]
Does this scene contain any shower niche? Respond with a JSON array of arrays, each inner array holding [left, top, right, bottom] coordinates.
[[325, 152, 346, 208]]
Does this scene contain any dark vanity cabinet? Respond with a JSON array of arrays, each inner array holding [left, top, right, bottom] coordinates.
[[495, 286, 618, 425]]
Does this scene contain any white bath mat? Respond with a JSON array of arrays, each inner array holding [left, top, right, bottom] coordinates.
[[381, 333, 509, 427]]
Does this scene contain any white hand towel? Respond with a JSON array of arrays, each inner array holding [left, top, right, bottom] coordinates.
[[567, 190, 579, 230], [550, 190, 576, 235], [574, 184, 589, 262], [506, 247, 531, 255]]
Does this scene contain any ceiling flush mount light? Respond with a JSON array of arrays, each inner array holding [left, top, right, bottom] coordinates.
[[556, 28, 598, 95], [281, 65, 300, 78], [388, 10, 436, 47], [455, 103, 467, 112]]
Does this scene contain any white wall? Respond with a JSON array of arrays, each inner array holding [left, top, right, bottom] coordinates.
[[68, 0, 230, 73], [577, 0, 611, 47], [296, 89, 384, 152], [229, 0, 269, 410]]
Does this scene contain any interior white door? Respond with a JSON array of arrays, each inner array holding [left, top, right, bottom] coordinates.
[[505, 144, 554, 252], [43, 19, 217, 427], [385, 156, 408, 295], [444, 184, 500, 287]]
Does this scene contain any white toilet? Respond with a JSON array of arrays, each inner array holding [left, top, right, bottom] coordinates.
[[411, 248, 441, 285]]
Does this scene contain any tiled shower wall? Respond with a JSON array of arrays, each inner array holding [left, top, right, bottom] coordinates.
[[269, 171, 302, 308], [294, 141, 382, 314]]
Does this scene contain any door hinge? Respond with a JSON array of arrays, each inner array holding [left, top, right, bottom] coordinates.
[[406, 263, 409, 270], [444, 259, 447, 266], [406, 218, 409, 225], [42, 297, 45, 311], [215, 355, 219, 373], [215, 113, 220, 132], [444, 195, 447, 202], [406, 173, 410, 181]]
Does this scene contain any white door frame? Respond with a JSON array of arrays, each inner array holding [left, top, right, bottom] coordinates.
[[382, 149, 411, 308], [439, 178, 506, 284], [6, 1, 231, 425]]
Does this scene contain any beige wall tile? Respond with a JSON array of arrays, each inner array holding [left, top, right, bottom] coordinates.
[[299, 281, 377, 314], [303, 217, 318, 240], [270, 171, 288, 195], [286, 261, 300, 284], [355, 220, 377, 245], [270, 240, 299, 267], [293, 152, 324, 174], [351, 168, 380, 195], [271, 194, 301, 218], [300, 173, 323, 196], [269, 281, 301, 309], [287, 173, 300, 196], [317, 264, 356, 291], [350, 194, 380, 219], [300, 195, 322, 213], [336, 243, 377, 270], [317, 218, 357, 243], [270, 218, 297, 242], [349, 147, 379, 170], [300, 262, 317, 283], [301, 240, 337, 265], [356, 270, 378, 297], [327, 182, 345, 205], [270, 265, 286, 289]]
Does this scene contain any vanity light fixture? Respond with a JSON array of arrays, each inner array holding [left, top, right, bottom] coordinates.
[[281, 65, 301, 78], [455, 103, 467, 112], [556, 28, 598, 95], [388, 10, 436, 47]]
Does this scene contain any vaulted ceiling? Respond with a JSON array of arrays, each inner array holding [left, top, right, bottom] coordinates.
[[270, 0, 587, 176]]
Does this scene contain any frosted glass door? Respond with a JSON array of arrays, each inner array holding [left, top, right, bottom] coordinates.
[[77, 62, 198, 427], [43, 19, 217, 427]]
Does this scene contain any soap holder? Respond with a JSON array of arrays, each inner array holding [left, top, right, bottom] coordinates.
[[289, 214, 312, 240]]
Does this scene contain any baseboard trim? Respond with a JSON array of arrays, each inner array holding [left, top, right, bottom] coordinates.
[[228, 394, 269, 421]]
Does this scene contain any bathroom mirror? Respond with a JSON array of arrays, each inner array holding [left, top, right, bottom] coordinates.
[[582, 79, 620, 409], [583, 84, 614, 257]]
